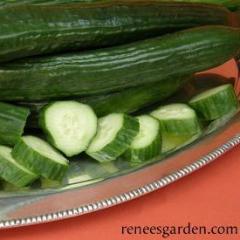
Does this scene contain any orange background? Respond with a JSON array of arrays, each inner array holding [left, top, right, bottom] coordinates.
[[1, 60, 240, 240]]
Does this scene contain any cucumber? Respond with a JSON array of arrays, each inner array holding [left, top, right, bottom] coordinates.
[[189, 84, 239, 120], [21, 75, 191, 128], [124, 115, 161, 163], [0, 102, 30, 146], [0, 0, 239, 12], [151, 103, 201, 136], [0, 26, 239, 101], [86, 113, 139, 162], [39, 101, 98, 157], [12, 136, 69, 180], [0, 146, 38, 187], [0, 1, 236, 63]]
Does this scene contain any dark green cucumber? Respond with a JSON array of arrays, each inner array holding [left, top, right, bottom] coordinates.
[[21, 75, 191, 128], [0, 1, 236, 63], [0, 102, 30, 146], [1, 26, 240, 101], [0, 0, 239, 12]]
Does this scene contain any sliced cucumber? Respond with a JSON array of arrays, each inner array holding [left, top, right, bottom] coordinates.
[[151, 103, 201, 136], [0, 145, 38, 187], [39, 101, 97, 157], [124, 115, 161, 163], [12, 136, 69, 180], [86, 113, 139, 162], [189, 84, 239, 121]]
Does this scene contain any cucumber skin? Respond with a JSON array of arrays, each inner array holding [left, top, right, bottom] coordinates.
[[1, 26, 240, 101], [0, 102, 30, 146], [0, 149, 38, 187], [12, 138, 69, 181], [124, 130, 161, 164], [189, 84, 239, 120], [22, 75, 191, 128], [0, 1, 235, 63], [87, 114, 140, 162]]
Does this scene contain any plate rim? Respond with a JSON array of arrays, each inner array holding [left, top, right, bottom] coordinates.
[[1, 134, 239, 229]]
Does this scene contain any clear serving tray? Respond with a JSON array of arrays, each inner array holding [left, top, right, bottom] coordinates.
[[0, 59, 239, 229]]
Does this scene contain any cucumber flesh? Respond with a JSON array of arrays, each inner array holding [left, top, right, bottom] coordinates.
[[0, 146, 38, 187], [124, 115, 161, 163], [189, 84, 239, 120], [12, 136, 69, 180], [86, 113, 139, 162], [39, 101, 97, 157], [151, 103, 201, 136]]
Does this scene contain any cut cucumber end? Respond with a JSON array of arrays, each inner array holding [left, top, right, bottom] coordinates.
[[189, 84, 239, 120], [87, 113, 124, 153], [22, 136, 68, 166], [151, 103, 201, 136], [86, 113, 139, 162], [0, 145, 38, 187], [12, 136, 69, 181], [124, 115, 161, 163], [40, 101, 97, 157]]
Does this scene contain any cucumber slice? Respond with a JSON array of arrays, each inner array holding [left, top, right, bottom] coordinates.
[[86, 113, 139, 162], [124, 115, 161, 163], [151, 103, 201, 136], [12, 136, 69, 180], [189, 84, 239, 121], [39, 101, 97, 157], [0, 145, 38, 187]]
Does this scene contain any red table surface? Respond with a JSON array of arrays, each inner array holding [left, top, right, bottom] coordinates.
[[1, 60, 240, 240]]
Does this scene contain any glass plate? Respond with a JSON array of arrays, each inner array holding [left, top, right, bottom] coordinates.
[[0, 59, 240, 229]]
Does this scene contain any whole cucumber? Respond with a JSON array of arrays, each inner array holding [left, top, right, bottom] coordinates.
[[0, 0, 239, 12], [20, 75, 191, 128], [0, 26, 240, 101], [0, 1, 237, 62]]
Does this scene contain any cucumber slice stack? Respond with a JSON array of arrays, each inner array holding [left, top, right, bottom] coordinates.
[[125, 115, 161, 163], [151, 103, 201, 152], [39, 101, 97, 157], [12, 136, 69, 180], [0, 146, 37, 187], [189, 84, 239, 120], [86, 113, 139, 162]]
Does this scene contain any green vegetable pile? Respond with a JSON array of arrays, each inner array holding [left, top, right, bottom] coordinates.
[[0, 0, 239, 189]]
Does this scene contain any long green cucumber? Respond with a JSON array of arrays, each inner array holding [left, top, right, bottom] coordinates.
[[0, 102, 30, 146], [0, 0, 239, 12], [21, 75, 191, 128], [1, 26, 240, 101], [0, 1, 237, 63]]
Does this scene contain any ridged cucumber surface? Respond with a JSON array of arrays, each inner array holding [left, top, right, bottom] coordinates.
[[0, 146, 38, 187], [86, 113, 139, 162], [124, 115, 161, 163], [12, 136, 69, 180], [0, 102, 30, 146], [0, 26, 240, 101], [189, 84, 239, 120], [0, 1, 236, 62]]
